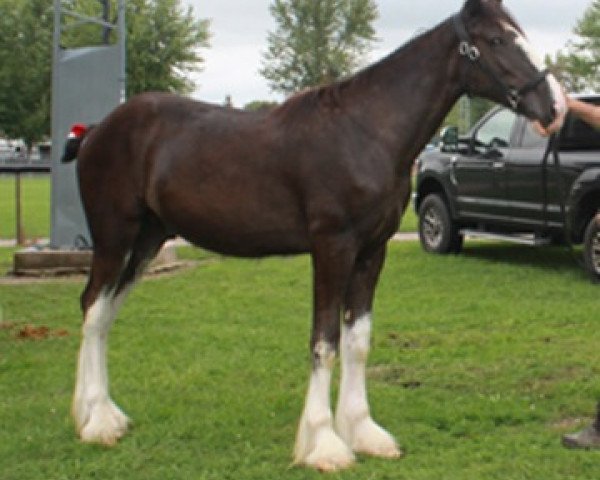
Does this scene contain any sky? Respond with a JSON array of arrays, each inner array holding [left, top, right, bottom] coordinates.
[[183, 0, 593, 107]]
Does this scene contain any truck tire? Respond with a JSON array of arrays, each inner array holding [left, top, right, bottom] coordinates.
[[418, 194, 463, 254], [583, 214, 600, 283]]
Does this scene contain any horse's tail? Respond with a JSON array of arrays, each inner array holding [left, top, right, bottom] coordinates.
[[61, 124, 94, 163]]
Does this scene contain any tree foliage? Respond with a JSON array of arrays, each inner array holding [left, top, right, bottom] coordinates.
[[261, 0, 378, 95], [0, 0, 209, 147], [243, 100, 280, 112], [0, 0, 54, 148], [546, 0, 600, 93], [442, 97, 494, 135], [124, 0, 210, 97]]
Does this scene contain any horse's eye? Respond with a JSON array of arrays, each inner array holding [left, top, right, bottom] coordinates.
[[490, 37, 504, 47]]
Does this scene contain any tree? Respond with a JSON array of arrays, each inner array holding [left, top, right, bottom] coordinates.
[[123, 0, 210, 97], [0, 0, 53, 149], [244, 100, 280, 112], [442, 97, 494, 135], [261, 0, 378, 95], [546, 0, 600, 93], [0, 0, 210, 149], [545, 50, 592, 93]]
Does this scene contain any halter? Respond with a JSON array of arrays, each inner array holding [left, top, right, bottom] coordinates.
[[452, 13, 549, 110]]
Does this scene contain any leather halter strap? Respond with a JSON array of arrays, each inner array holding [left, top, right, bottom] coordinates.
[[452, 13, 549, 110]]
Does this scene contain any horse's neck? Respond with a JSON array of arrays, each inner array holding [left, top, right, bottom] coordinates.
[[345, 17, 463, 167]]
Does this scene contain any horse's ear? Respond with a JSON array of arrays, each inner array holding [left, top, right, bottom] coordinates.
[[462, 0, 482, 16], [462, 0, 496, 17]]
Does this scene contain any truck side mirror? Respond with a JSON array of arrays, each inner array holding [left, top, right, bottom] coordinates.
[[483, 137, 507, 159], [440, 126, 459, 152]]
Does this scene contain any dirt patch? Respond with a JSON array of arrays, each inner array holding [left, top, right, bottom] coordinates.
[[367, 364, 423, 389], [17, 324, 70, 340], [1, 322, 70, 340], [386, 331, 421, 349], [551, 417, 592, 431]]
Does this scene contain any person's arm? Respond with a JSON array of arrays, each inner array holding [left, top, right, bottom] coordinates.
[[567, 97, 600, 129]]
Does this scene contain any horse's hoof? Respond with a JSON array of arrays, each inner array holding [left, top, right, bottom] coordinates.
[[337, 415, 403, 459], [77, 399, 130, 446], [312, 456, 355, 473], [562, 425, 600, 449], [294, 425, 355, 472], [370, 444, 404, 459], [304, 447, 355, 473]]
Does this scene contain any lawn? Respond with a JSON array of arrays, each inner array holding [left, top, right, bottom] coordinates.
[[1, 241, 599, 479], [0, 174, 51, 240]]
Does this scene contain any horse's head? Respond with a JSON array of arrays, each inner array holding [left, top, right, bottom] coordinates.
[[457, 0, 566, 133]]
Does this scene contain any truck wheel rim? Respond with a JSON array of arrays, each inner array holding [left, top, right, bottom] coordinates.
[[592, 231, 600, 274], [422, 208, 443, 249]]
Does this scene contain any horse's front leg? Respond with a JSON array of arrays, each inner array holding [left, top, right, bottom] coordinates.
[[335, 245, 402, 459], [293, 237, 356, 472]]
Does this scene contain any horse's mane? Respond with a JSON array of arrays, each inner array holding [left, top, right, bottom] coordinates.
[[271, 19, 448, 121], [272, 0, 526, 122], [272, 82, 348, 119]]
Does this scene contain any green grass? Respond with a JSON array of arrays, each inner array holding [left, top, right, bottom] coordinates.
[[399, 200, 417, 232], [0, 175, 51, 240], [1, 241, 599, 479], [0, 246, 15, 273]]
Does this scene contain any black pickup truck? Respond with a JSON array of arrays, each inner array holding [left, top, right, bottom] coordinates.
[[414, 95, 600, 281]]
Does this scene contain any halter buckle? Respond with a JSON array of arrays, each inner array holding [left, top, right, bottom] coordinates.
[[459, 41, 480, 61], [507, 89, 521, 110]]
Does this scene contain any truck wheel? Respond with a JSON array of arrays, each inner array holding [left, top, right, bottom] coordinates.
[[418, 194, 463, 254], [583, 214, 600, 283]]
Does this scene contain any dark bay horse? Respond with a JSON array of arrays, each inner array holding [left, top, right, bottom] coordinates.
[[68, 0, 565, 471]]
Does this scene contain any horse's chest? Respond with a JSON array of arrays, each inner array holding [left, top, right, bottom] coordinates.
[[359, 177, 410, 238]]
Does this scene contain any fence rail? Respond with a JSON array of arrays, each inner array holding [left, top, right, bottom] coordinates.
[[1, 164, 51, 246], [0, 164, 51, 174]]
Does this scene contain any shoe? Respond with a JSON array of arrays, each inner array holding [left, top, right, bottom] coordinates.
[[562, 424, 600, 449]]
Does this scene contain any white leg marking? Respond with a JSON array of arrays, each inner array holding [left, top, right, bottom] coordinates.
[[73, 289, 131, 446], [294, 341, 355, 471], [335, 314, 401, 458]]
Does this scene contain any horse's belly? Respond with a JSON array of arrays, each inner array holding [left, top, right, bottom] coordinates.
[[158, 193, 310, 257], [180, 223, 311, 257]]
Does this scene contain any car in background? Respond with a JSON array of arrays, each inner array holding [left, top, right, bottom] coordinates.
[[414, 95, 600, 282]]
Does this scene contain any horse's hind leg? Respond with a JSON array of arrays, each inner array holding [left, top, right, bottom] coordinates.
[[73, 214, 167, 445], [73, 250, 131, 446], [335, 246, 401, 458]]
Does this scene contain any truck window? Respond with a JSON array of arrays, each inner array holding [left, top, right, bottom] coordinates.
[[560, 112, 600, 151], [520, 121, 547, 149], [474, 108, 516, 149]]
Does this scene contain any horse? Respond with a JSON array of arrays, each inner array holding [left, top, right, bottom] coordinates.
[[66, 0, 566, 471]]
